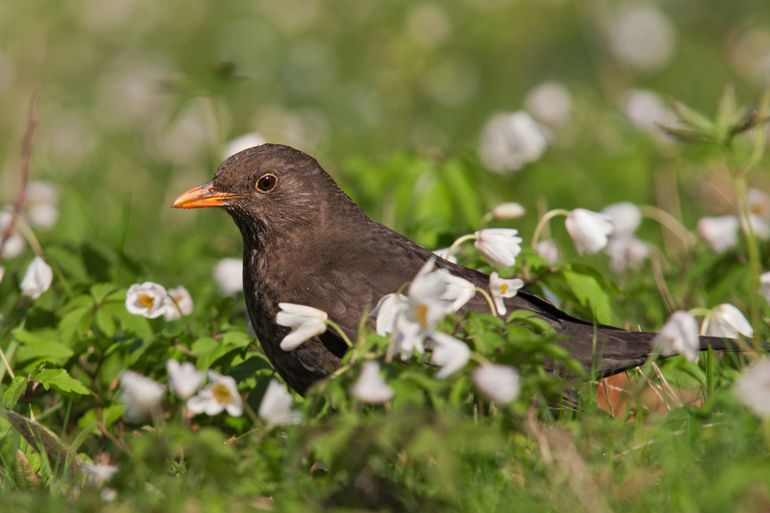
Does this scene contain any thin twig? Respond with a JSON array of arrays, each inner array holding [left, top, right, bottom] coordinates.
[[0, 92, 39, 258]]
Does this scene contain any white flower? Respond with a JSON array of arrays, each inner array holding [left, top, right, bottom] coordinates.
[[602, 202, 642, 237], [118, 371, 165, 422], [20, 256, 53, 299], [276, 303, 328, 351], [524, 81, 572, 129], [654, 311, 699, 362], [186, 371, 243, 417], [351, 362, 394, 404], [697, 215, 739, 252], [761, 272, 770, 305], [223, 132, 266, 159], [565, 209, 614, 254], [535, 239, 559, 264], [125, 282, 168, 319], [621, 89, 676, 135], [213, 258, 243, 295], [735, 358, 770, 418], [472, 365, 520, 404], [0, 211, 26, 259], [474, 228, 523, 268], [606, 236, 650, 273], [743, 189, 770, 240], [489, 202, 526, 220], [489, 272, 524, 316], [258, 380, 302, 427], [439, 271, 476, 311], [163, 285, 194, 321], [374, 293, 407, 336], [24, 181, 59, 229], [82, 463, 118, 487], [606, 4, 676, 72], [430, 333, 470, 379], [432, 247, 457, 264], [166, 360, 205, 399], [702, 304, 753, 339], [478, 111, 549, 174]]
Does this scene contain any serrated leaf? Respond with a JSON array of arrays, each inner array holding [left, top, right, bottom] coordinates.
[[34, 369, 91, 395], [14, 329, 74, 365]]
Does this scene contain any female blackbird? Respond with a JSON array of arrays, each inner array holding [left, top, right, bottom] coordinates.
[[173, 144, 735, 394]]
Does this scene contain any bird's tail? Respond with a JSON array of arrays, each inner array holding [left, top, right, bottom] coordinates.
[[589, 328, 744, 379]]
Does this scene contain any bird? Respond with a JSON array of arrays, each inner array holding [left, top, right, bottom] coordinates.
[[173, 143, 737, 395]]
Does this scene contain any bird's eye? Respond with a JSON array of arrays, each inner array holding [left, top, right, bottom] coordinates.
[[256, 173, 278, 193]]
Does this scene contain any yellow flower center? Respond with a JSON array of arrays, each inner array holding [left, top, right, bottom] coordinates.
[[138, 294, 155, 309], [211, 383, 234, 405], [751, 203, 766, 217], [414, 303, 429, 327], [499, 283, 508, 294]]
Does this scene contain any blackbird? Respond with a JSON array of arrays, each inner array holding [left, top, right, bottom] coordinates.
[[173, 144, 736, 394]]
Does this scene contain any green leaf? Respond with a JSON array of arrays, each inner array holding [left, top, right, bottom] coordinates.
[[33, 369, 91, 395], [562, 271, 613, 325], [3, 376, 28, 408], [13, 329, 74, 365]]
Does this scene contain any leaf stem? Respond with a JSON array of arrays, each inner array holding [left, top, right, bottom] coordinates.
[[531, 209, 570, 247]]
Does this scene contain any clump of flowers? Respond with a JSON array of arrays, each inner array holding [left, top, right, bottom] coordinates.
[[125, 282, 194, 320]]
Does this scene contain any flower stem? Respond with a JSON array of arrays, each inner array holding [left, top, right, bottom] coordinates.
[[474, 287, 498, 316], [531, 209, 570, 247], [470, 352, 492, 366], [446, 233, 478, 259], [733, 170, 763, 351], [325, 319, 354, 348], [638, 205, 697, 249], [15, 217, 43, 257]]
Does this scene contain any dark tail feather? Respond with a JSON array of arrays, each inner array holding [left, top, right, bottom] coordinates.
[[584, 328, 744, 379]]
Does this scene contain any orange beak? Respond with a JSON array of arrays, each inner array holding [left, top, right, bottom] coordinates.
[[172, 183, 239, 209]]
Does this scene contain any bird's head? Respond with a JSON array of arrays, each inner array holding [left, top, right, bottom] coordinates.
[[173, 144, 352, 239]]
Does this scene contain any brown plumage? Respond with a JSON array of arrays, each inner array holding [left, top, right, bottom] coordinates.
[[173, 144, 736, 394]]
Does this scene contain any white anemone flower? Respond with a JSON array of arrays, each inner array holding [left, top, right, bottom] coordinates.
[[621, 89, 676, 136], [489, 202, 526, 220], [761, 272, 770, 305], [213, 258, 243, 295], [606, 4, 676, 72], [489, 272, 524, 316], [535, 239, 559, 264], [702, 304, 753, 339], [697, 216, 740, 252], [478, 111, 549, 173], [735, 358, 770, 418], [351, 362, 394, 404], [276, 303, 328, 351], [438, 270, 476, 311], [474, 228, 523, 268], [0, 212, 25, 259], [606, 236, 650, 273], [118, 371, 165, 422], [374, 293, 407, 336], [472, 365, 521, 404], [82, 463, 119, 487], [20, 256, 53, 300], [432, 247, 457, 263], [524, 81, 572, 129], [602, 202, 642, 237], [186, 371, 243, 417], [565, 209, 614, 254], [24, 181, 60, 229], [258, 379, 302, 427], [166, 360, 205, 399], [163, 285, 194, 320], [125, 282, 168, 319], [430, 333, 470, 379], [223, 132, 266, 159], [654, 311, 699, 362]]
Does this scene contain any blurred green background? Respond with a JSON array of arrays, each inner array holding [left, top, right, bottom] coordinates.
[[0, 0, 768, 283]]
